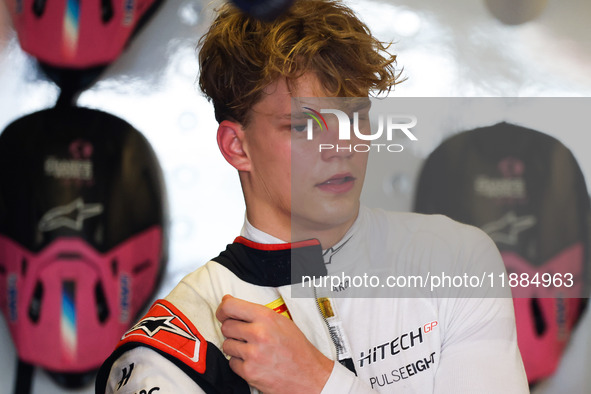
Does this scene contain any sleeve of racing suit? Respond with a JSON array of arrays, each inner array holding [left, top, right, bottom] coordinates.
[[102, 347, 206, 394], [432, 226, 529, 393], [95, 297, 251, 394], [433, 297, 529, 393], [321, 362, 377, 394]]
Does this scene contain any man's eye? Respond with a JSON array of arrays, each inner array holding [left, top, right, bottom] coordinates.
[[291, 124, 308, 133]]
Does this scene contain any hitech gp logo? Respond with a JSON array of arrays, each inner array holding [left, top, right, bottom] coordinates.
[[303, 107, 418, 153]]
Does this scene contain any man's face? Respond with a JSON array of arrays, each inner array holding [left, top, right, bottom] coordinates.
[[242, 73, 369, 244]]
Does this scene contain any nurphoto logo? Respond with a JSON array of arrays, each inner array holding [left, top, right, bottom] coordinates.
[[303, 106, 418, 153]]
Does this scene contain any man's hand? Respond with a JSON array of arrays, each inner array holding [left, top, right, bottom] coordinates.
[[216, 294, 334, 393]]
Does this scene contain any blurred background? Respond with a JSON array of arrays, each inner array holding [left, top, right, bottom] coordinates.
[[0, 0, 590, 392]]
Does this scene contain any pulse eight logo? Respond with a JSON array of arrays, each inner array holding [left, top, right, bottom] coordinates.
[[303, 107, 418, 153]]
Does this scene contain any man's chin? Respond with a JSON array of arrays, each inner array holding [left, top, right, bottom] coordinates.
[[291, 204, 359, 238]]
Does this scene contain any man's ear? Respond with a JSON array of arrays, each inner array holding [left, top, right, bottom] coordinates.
[[217, 120, 251, 171]]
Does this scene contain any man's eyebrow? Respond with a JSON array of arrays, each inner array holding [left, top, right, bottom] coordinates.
[[286, 99, 371, 119], [286, 112, 307, 120], [349, 99, 371, 112]]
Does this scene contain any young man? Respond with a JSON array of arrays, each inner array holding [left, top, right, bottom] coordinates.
[[96, 1, 529, 392]]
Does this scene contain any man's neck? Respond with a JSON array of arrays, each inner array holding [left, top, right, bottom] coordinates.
[[242, 216, 287, 244], [244, 207, 360, 249]]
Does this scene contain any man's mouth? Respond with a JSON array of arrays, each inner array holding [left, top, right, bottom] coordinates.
[[318, 175, 356, 186], [316, 173, 356, 193]]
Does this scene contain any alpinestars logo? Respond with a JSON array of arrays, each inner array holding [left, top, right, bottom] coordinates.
[[481, 211, 536, 245], [128, 316, 197, 341], [120, 300, 207, 372], [38, 197, 103, 232]]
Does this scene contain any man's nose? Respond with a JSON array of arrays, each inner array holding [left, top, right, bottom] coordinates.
[[319, 117, 355, 160]]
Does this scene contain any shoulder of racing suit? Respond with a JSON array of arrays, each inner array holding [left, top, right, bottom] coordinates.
[[96, 237, 326, 393]]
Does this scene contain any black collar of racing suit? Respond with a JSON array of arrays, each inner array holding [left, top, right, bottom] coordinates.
[[212, 236, 327, 287]]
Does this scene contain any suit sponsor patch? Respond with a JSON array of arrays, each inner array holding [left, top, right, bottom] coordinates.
[[118, 299, 207, 374], [265, 297, 292, 320]]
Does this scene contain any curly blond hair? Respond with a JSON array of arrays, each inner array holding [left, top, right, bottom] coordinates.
[[198, 0, 401, 125]]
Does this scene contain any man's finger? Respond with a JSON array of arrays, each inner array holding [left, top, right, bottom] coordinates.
[[223, 337, 249, 361], [220, 316, 250, 341], [216, 294, 272, 324], [216, 294, 240, 323], [228, 355, 246, 379]]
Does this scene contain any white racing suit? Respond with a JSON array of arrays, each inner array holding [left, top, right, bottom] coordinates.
[[96, 207, 529, 393]]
